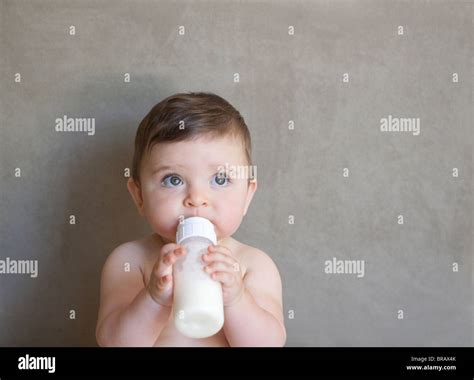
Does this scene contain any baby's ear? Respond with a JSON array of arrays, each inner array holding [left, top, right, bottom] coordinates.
[[243, 179, 257, 216], [127, 178, 145, 216]]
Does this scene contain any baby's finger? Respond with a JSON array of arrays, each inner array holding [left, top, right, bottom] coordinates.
[[204, 261, 233, 274], [210, 271, 235, 286], [202, 251, 235, 266], [160, 242, 180, 255], [156, 274, 172, 290], [208, 245, 233, 257], [162, 246, 186, 266]]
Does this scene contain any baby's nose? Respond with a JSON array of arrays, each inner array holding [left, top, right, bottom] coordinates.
[[184, 192, 209, 208], [184, 198, 208, 207]]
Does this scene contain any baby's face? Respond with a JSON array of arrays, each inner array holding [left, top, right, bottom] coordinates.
[[128, 135, 257, 243]]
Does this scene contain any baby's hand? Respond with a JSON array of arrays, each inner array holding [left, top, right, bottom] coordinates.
[[202, 245, 244, 307], [147, 243, 187, 307]]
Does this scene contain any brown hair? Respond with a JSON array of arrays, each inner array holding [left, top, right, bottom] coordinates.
[[131, 92, 252, 184]]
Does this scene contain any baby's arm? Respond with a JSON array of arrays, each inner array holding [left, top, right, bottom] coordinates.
[[95, 243, 171, 347], [223, 249, 287, 347]]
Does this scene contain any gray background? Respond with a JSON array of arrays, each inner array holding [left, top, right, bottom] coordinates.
[[0, 0, 472, 346]]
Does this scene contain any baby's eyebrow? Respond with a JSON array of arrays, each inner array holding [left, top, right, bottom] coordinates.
[[151, 163, 225, 175], [209, 163, 226, 169], [151, 164, 184, 175]]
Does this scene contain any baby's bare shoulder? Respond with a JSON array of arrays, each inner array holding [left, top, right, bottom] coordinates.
[[104, 235, 156, 273], [232, 240, 284, 315], [233, 240, 280, 275]]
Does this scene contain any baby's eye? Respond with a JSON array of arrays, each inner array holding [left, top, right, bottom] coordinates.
[[211, 172, 230, 187], [161, 174, 183, 188]]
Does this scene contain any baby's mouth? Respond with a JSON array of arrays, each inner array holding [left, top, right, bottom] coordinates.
[[179, 215, 215, 225]]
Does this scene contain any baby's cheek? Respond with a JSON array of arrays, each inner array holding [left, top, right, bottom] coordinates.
[[214, 199, 245, 238], [144, 194, 180, 238]]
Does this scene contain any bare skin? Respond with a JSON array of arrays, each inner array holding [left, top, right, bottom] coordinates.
[[96, 233, 285, 347], [96, 135, 286, 346]]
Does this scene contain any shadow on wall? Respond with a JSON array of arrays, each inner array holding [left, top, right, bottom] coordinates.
[[10, 74, 177, 346], [57, 74, 180, 346]]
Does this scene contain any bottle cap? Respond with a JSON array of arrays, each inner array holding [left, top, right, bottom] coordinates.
[[176, 217, 217, 245]]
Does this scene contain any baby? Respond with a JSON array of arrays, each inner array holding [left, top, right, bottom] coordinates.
[[95, 92, 286, 347]]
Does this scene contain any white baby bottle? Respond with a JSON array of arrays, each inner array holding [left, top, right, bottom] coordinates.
[[173, 216, 224, 338]]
